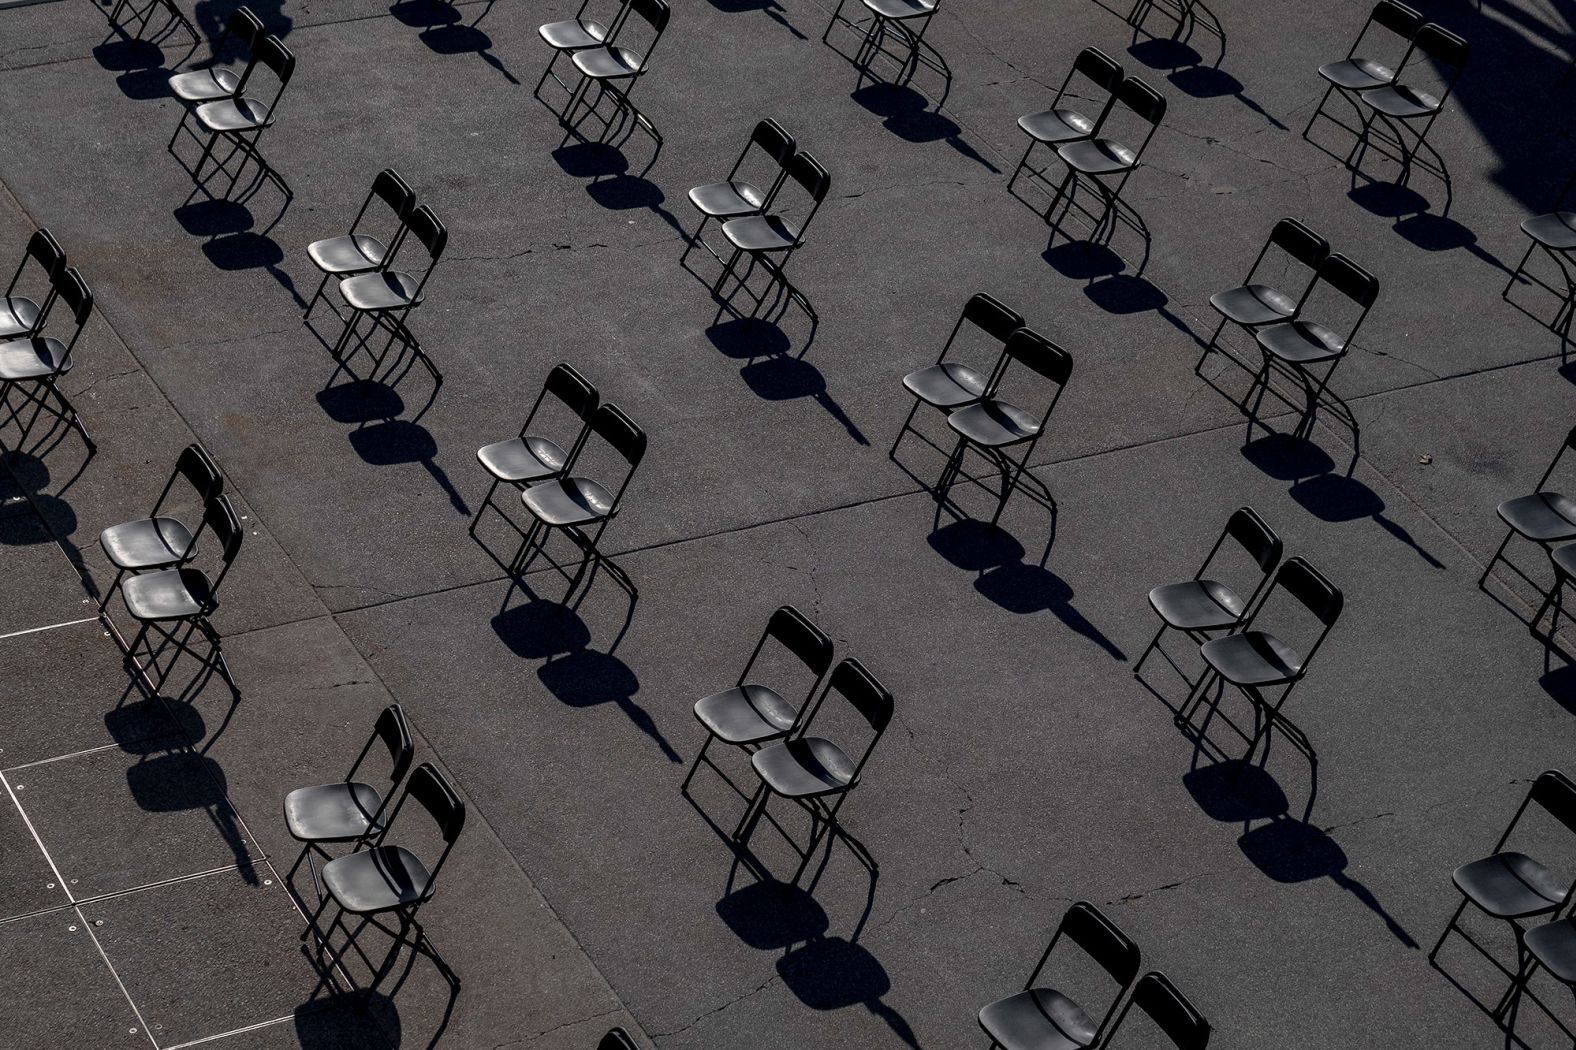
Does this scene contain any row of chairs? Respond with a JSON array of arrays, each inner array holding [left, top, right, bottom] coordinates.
[[891, 293, 1071, 525], [470, 363, 647, 596], [0, 229, 96, 455], [285, 703, 467, 1002], [535, 0, 672, 145]]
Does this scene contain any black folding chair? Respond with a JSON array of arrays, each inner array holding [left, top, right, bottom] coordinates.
[[1505, 171, 1576, 339], [1302, 0, 1423, 140], [1198, 217, 1329, 374], [1480, 425, 1576, 594], [0, 266, 96, 455], [1134, 506, 1282, 676], [939, 326, 1072, 526], [1042, 77, 1166, 238], [98, 443, 224, 612], [167, 8, 265, 107], [1179, 557, 1342, 772], [302, 763, 465, 1004], [120, 494, 244, 698], [471, 362, 599, 537], [1351, 23, 1469, 183], [1431, 770, 1576, 1024], [683, 605, 835, 794], [514, 402, 646, 597], [891, 292, 1024, 459], [681, 119, 797, 268], [823, 0, 940, 87], [331, 205, 447, 389], [536, 0, 633, 100], [977, 901, 1141, 1050], [1248, 252, 1377, 446], [0, 228, 66, 341], [562, 0, 671, 146], [285, 703, 416, 901], [181, 33, 296, 198], [733, 657, 892, 886], [1009, 48, 1125, 197], [716, 151, 830, 320], [1104, 972, 1210, 1050], [305, 169, 417, 319]]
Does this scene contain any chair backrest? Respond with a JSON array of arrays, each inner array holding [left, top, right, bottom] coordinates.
[[785, 151, 832, 205], [544, 361, 599, 420], [370, 168, 417, 221], [404, 762, 467, 844], [405, 205, 448, 264], [1412, 22, 1469, 73], [1111, 972, 1210, 1050], [173, 443, 224, 505], [1002, 327, 1074, 387], [959, 292, 1024, 345], [368, 703, 415, 788], [1274, 556, 1343, 626], [23, 228, 66, 279], [625, 0, 669, 42], [224, 6, 265, 49], [255, 34, 295, 85], [1317, 253, 1379, 310], [749, 118, 796, 166], [1366, 0, 1423, 41], [589, 402, 646, 466], [1061, 901, 1141, 985], [1117, 77, 1167, 127], [206, 494, 245, 571], [1073, 46, 1125, 93], [54, 266, 93, 327], [826, 657, 893, 734], [1267, 218, 1329, 270], [1528, 769, 1576, 836], [597, 1029, 638, 1050], [765, 605, 834, 677], [1224, 506, 1282, 573]]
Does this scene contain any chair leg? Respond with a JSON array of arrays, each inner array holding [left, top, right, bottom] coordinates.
[[98, 566, 127, 613], [1007, 139, 1034, 194], [1197, 315, 1229, 374], [469, 478, 501, 536], [888, 398, 921, 458], [790, 809, 830, 887], [1504, 241, 1537, 300], [1428, 897, 1468, 963], [1133, 620, 1168, 675], [1479, 529, 1514, 587], [681, 733, 714, 793]]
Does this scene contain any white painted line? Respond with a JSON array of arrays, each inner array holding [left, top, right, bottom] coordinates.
[[78, 904, 161, 1050], [0, 615, 99, 641], [0, 770, 74, 904], [158, 1015, 295, 1049]]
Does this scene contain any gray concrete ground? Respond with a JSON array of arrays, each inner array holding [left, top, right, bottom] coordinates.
[[0, 0, 1574, 1046]]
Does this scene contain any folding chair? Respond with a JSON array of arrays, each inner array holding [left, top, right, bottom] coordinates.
[[331, 205, 447, 389], [1104, 972, 1210, 1050], [1249, 252, 1377, 444], [939, 327, 1072, 526], [285, 703, 415, 901], [98, 443, 224, 612], [1352, 23, 1469, 182], [305, 169, 417, 319], [302, 763, 466, 1003], [1532, 542, 1576, 643], [682, 605, 835, 794], [182, 34, 295, 197], [1198, 217, 1329, 374], [1009, 48, 1125, 197], [1179, 557, 1343, 771], [536, 0, 633, 100], [1134, 506, 1282, 675], [0, 266, 96, 455], [1042, 77, 1166, 237], [823, 0, 940, 87], [120, 494, 244, 698], [891, 291, 1023, 458], [1504, 171, 1576, 337], [471, 362, 598, 536], [562, 0, 671, 146], [1302, 1, 1423, 140], [1430, 770, 1576, 1022], [0, 228, 66, 341], [977, 901, 1141, 1050], [681, 119, 797, 268], [716, 151, 830, 319], [733, 657, 892, 885], [167, 8, 265, 107], [515, 402, 646, 597]]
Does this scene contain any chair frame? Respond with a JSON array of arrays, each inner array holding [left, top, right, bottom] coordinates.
[[1, 229, 66, 341], [98, 443, 224, 612], [1197, 217, 1330, 375], [0, 266, 97, 456], [1041, 77, 1166, 241], [305, 168, 418, 319], [166, 8, 265, 113], [560, 0, 671, 147], [330, 204, 447, 391], [890, 291, 1025, 460], [1348, 23, 1469, 185], [470, 362, 599, 538], [681, 119, 797, 270], [1008, 48, 1126, 200], [822, 0, 943, 89], [715, 151, 831, 322], [535, 0, 636, 101], [1301, 0, 1424, 141], [181, 33, 296, 200], [1104, 971, 1211, 1050], [1504, 171, 1576, 340], [1480, 425, 1576, 596]]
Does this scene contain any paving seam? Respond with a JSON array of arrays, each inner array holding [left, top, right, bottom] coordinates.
[[0, 613, 101, 639], [76, 900, 163, 1050]]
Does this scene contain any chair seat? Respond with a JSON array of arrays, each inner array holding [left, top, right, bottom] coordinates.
[[1528, 918, 1576, 984], [168, 65, 241, 102], [284, 781, 385, 843], [195, 95, 275, 133], [1453, 851, 1567, 920], [1496, 492, 1576, 543], [694, 684, 799, 744], [338, 270, 422, 313], [1553, 542, 1576, 581], [538, 17, 610, 50], [1200, 630, 1302, 687], [1523, 212, 1576, 252], [572, 45, 644, 80], [307, 234, 390, 276], [522, 476, 616, 527], [476, 435, 569, 483], [1210, 282, 1298, 326], [1148, 579, 1247, 631], [1256, 319, 1346, 365], [0, 295, 42, 339], [99, 516, 196, 571], [688, 180, 769, 219], [948, 398, 1040, 448], [1017, 107, 1097, 144], [977, 988, 1098, 1050], [0, 336, 69, 380], [121, 566, 216, 622], [321, 845, 433, 914], [721, 214, 802, 253], [1361, 83, 1441, 119], [751, 737, 857, 798], [902, 362, 990, 409], [1056, 137, 1137, 176], [863, 0, 937, 19], [1317, 57, 1394, 92]]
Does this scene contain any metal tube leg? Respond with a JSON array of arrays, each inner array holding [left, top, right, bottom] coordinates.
[[681, 733, 713, 792]]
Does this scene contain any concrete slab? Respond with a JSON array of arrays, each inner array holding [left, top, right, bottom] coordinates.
[[0, 908, 149, 1050]]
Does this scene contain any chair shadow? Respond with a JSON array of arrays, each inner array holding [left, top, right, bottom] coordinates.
[[849, 83, 998, 173], [291, 994, 402, 1050], [125, 745, 259, 884], [173, 192, 305, 307], [1040, 241, 1199, 347], [550, 142, 683, 236], [388, 0, 516, 82], [705, 0, 806, 39], [706, 316, 866, 445], [315, 382, 464, 515], [1346, 181, 1506, 273], [0, 447, 94, 585], [1125, 36, 1284, 129]]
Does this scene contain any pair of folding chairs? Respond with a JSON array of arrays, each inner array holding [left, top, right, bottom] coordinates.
[[0, 229, 96, 457], [1303, 1, 1469, 183], [1009, 47, 1166, 237], [1200, 218, 1378, 450], [683, 605, 893, 887], [306, 168, 447, 389], [167, 7, 295, 197], [102, 444, 243, 699], [978, 901, 1210, 1050], [471, 363, 646, 597], [822, 0, 942, 88], [891, 293, 1072, 527], [1481, 425, 1576, 641], [535, 0, 672, 145], [681, 119, 831, 320], [288, 704, 467, 1003], [1505, 171, 1576, 341], [1138, 506, 1342, 772]]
